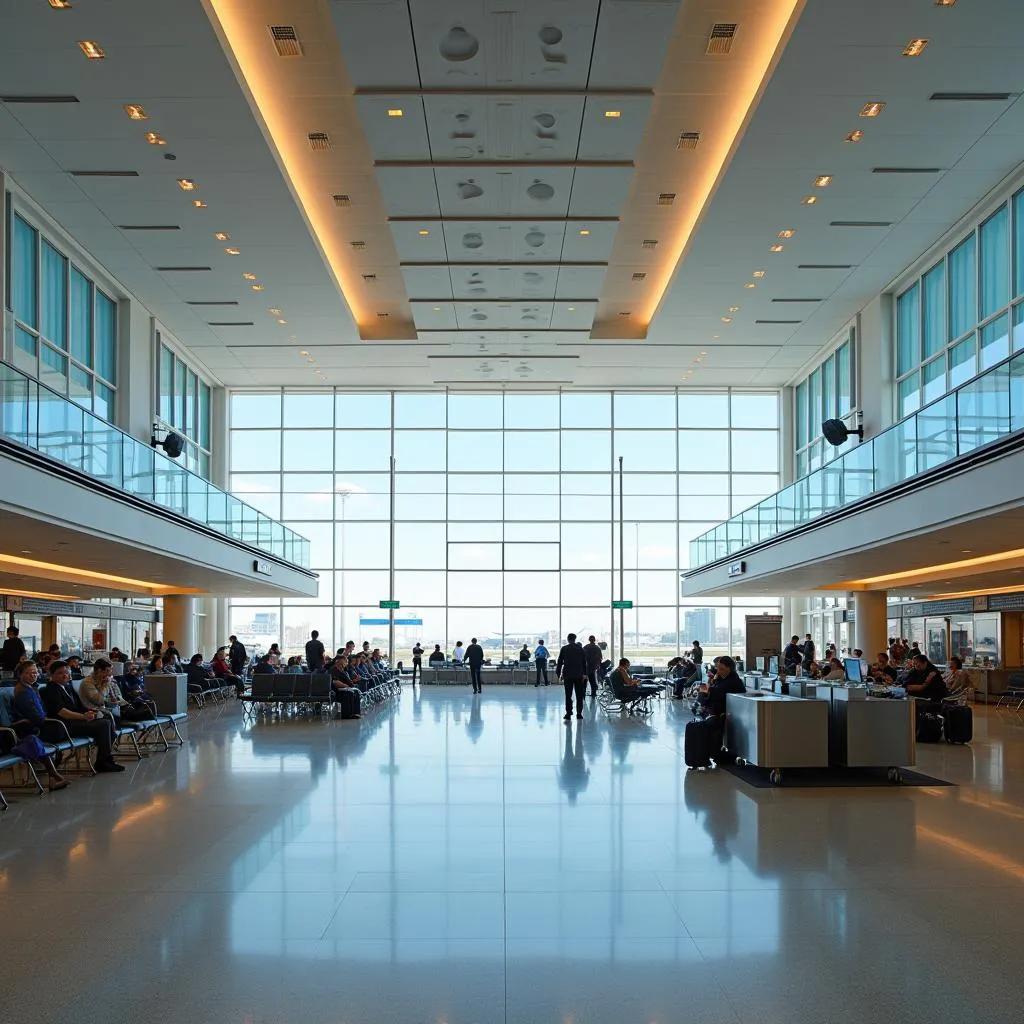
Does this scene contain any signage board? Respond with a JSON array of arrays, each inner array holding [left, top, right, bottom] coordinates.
[[253, 559, 272, 577], [379, 600, 400, 609], [728, 560, 746, 578], [611, 600, 633, 610]]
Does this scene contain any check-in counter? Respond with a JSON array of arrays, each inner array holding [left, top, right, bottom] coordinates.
[[815, 684, 915, 772], [726, 692, 829, 782], [145, 672, 188, 714]]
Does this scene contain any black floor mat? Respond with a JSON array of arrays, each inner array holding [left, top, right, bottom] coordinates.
[[718, 761, 954, 788]]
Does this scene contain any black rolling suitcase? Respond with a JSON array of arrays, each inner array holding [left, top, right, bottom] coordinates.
[[685, 715, 722, 769], [916, 711, 943, 743], [942, 704, 973, 744]]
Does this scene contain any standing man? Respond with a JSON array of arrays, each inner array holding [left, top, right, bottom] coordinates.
[[583, 635, 603, 698], [782, 634, 802, 673], [690, 639, 704, 667], [1, 625, 27, 672], [534, 638, 550, 687], [801, 633, 816, 669], [305, 630, 326, 672], [465, 637, 485, 694], [228, 635, 248, 678], [411, 641, 424, 684], [556, 633, 587, 721]]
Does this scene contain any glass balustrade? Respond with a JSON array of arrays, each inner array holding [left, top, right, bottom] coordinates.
[[0, 361, 310, 568], [691, 349, 1024, 569]]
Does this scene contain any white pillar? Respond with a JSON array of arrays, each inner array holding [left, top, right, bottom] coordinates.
[[163, 595, 197, 661], [853, 591, 888, 662]]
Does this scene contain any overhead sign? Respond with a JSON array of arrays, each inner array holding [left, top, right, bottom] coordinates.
[[728, 561, 746, 578], [253, 559, 272, 577], [379, 600, 400, 609], [611, 600, 633, 610]]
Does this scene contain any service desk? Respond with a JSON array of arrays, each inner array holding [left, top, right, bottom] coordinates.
[[814, 684, 915, 770], [726, 692, 829, 780], [420, 665, 532, 685], [145, 673, 188, 715]]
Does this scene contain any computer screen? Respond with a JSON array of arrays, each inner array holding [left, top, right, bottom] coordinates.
[[768, 656, 779, 676], [755, 656, 765, 672], [843, 657, 863, 683]]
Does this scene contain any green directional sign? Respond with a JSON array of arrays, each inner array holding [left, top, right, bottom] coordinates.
[[611, 600, 633, 610], [379, 600, 400, 609]]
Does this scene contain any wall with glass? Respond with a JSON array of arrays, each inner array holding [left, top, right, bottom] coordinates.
[[227, 390, 781, 662], [792, 326, 856, 478], [895, 186, 1024, 418], [156, 330, 213, 479], [6, 199, 118, 421]]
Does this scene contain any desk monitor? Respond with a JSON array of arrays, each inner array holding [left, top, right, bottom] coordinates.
[[843, 657, 863, 683], [755, 656, 765, 672], [768, 656, 779, 676]]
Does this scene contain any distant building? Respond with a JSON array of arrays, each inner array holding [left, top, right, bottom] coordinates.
[[684, 608, 715, 644]]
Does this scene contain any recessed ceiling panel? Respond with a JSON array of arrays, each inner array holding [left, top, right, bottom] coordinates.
[[434, 166, 575, 217], [401, 265, 455, 300], [410, 302, 460, 330], [578, 96, 652, 160], [356, 97, 430, 161], [422, 95, 585, 162], [453, 301, 555, 330], [427, 354, 582, 384], [449, 264, 560, 300], [558, 220, 618, 261], [410, 0, 600, 90], [440, 220, 569, 263], [554, 265, 607, 297], [389, 221, 449, 261], [589, 0, 682, 89], [375, 167, 443, 217], [550, 301, 597, 330], [566, 167, 634, 217], [330, 0, 420, 89]]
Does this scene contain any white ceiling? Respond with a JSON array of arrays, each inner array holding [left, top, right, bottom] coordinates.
[[2, 0, 1024, 389]]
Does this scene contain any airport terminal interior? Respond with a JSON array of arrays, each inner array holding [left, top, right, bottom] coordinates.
[[3, 1, 1024, 1022]]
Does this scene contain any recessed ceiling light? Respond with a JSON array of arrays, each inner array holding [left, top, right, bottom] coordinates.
[[721, 316, 733, 323], [845, 129, 865, 143], [277, 318, 287, 324], [214, 232, 230, 241], [78, 40, 104, 60], [144, 131, 166, 146], [418, 229, 430, 236], [387, 108, 403, 117], [251, 284, 264, 291], [860, 101, 886, 117], [728, 306, 739, 312], [242, 273, 256, 280], [744, 282, 756, 289], [802, 196, 818, 205], [711, 334, 719, 339], [48, 0, 72, 8], [962, 549, 972, 553], [300, 350, 310, 357], [177, 178, 198, 191], [814, 175, 833, 187], [269, 307, 282, 315], [778, 229, 795, 239], [579, 229, 590, 236], [192, 200, 207, 209], [902, 39, 929, 57], [770, 244, 785, 252], [753, 270, 766, 278], [224, 247, 240, 255], [604, 110, 621, 118], [935, 0, 956, 6], [123, 103, 148, 120], [567, 306, 576, 311]]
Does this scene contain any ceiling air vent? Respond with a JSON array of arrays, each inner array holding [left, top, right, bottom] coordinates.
[[207, 321, 255, 327], [70, 170, 139, 177], [351, 240, 366, 250], [677, 131, 701, 150], [333, 194, 351, 207], [706, 23, 738, 55], [1, 94, 79, 104], [118, 224, 181, 231], [155, 266, 211, 272], [830, 220, 892, 227], [873, 167, 942, 174], [798, 263, 853, 269], [618, 311, 632, 317], [632, 272, 647, 282], [658, 193, 676, 205], [187, 300, 239, 306], [376, 312, 390, 319], [641, 239, 658, 250], [930, 92, 1012, 102], [362, 274, 377, 282], [755, 319, 802, 325], [269, 25, 303, 57], [307, 131, 331, 151]]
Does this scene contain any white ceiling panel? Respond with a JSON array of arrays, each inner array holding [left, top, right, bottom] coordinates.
[[401, 265, 456, 300], [433, 166, 575, 217], [375, 167, 443, 217], [356, 97, 430, 161], [589, 0, 682, 89], [566, 167, 634, 217], [389, 221, 450, 261], [550, 301, 597, 330], [559, 220, 617, 261], [331, 0, 420, 89], [554, 265, 607, 297], [422, 95, 585, 162], [410, 302, 460, 330], [578, 96, 652, 160], [428, 354, 582, 384], [452, 301, 555, 330], [440, 220, 569, 262], [448, 264, 559, 299], [408, 0, 600, 90]]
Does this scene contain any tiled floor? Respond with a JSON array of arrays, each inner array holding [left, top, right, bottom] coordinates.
[[3, 686, 1024, 1023]]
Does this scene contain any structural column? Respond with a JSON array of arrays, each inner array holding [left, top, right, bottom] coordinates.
[[162, 595, 197, 660], [853, 590, 888, 661]]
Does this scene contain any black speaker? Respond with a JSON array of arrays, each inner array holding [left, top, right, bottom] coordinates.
[[151, 429, 185, 459], [822, 418, 863, 446]]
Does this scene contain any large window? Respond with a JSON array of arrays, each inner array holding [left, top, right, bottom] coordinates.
[[896, 186, 1024, 412], [228, 391, 780, 663], [7, 209, 118, 419], [155, 333, 213, 479], [792, 328, 856, 478]]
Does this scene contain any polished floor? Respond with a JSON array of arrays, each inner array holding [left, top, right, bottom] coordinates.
[[3, 686, 1024, 1023]]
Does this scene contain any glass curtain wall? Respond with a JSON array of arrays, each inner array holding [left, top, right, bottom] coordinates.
[[227, 391, 780, 663]]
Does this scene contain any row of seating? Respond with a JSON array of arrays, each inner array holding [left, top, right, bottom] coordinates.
[[0, 685, 187, 809], [597, 673, 664, 717], [239, 670, 400, 718]]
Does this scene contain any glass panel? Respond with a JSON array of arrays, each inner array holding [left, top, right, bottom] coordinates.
[[614, 430, 675, 471], [83, 412, 122, 486], [69, 364, 91, 407], [283, 429, 333, 472], [836, 343, 851, 414], [393, 429, 446, 471], [917, 395, 957, 471], [38, 383, 81, 468], [447, 430, 502, 467], [896, 283, 920, 376], [560, 393, 610, 428], [949, 334, 977, 389], [1014, 303, 1024, 352], [94, 291, 116, 382], [614, 392, 675, 428], [503, 394, 559, 429], [172, 358, 185, 429], [394, 392, 446, 428], [949, 234, 977, 341], [505, 430, 558, 472], [821, 354, 835, 420], [898, 372, 920, 417], [679, 392, 729, 428], [922, 261, 946, 359], [232, 430, 280, 472], [283, 392, 334, 428], [185, 371, 197, 438], [959, 362, 1009, 454], [874, 419, 917, 490], [795, 380, 808, 449], [447, 394, 502, 429], [13, 215, 38, 329], [731, 393, 778, 429], [93, 382, 114, 422], [678, 430, 729, 472], [1010, 352, 1024, 433], [335, 393, 391, 428], [1015, 189, 1024, 298], [199, 383, 211, 451], [40, 344, 67, 395], [335, 430, 391, 471], [41, 240, 67, 350], [731, 431, 778, 473], [231, 392, 281, 429], [560, 430, 610, 472], [922, 356, 945, 405], [980, 313, 1009, 370], [394, 522, 447, 568], [69, 267, 92, 365], [979, 205, 1009, 319], [808, 367, 822, 434]]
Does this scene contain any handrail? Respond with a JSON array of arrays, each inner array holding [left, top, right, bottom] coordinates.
[[0, 361, 310, 568], [690, 347, 1024, 570]]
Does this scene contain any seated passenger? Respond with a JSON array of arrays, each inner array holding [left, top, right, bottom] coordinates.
[[267, 643, 282, 668], [872, 652, 899, 683], [696, 655, 745, 717], [9, 664, 69, 790], [519, 644, 531, 662], [452, 641, 465, 665], [66, 655, 85, 680], [254, 653, 278, 674], [119, 665, 157, 714], [39, 660, 124, 772], [611, 658, 662, 698], [821, 657, 847, 681], [186, 654, 216, 694], [943, 656, 972, 700], [84, 658, 153, 722], [285, 656, 304, 674], [904, 653, 947, 701], [210, 648, 244, 695], [428, 645, 445, 664]]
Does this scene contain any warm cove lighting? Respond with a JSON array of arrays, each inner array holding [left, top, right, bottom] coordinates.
[[845, 547, 1024, 588], [204, 0, 366, 327], [925, 583, 1024, 601], [0, 552, 198, 595], [639, 0, 804, 324]]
